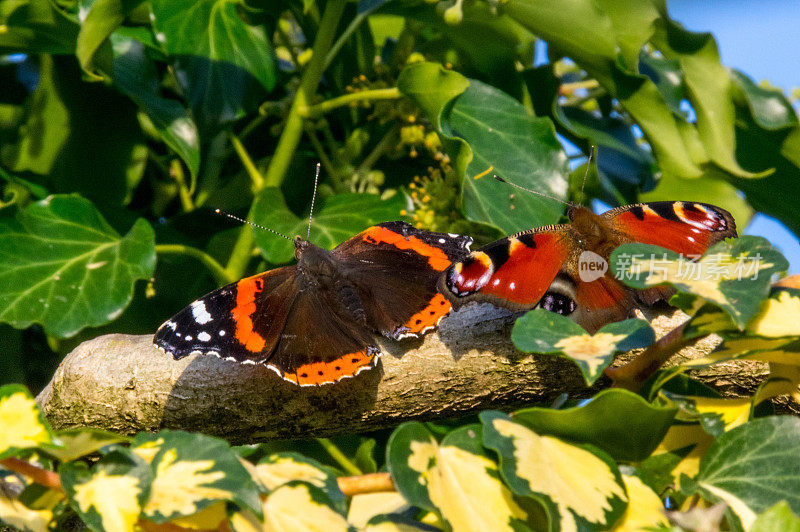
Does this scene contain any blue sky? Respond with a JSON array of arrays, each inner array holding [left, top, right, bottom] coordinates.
[[669, 0, 800, 273]]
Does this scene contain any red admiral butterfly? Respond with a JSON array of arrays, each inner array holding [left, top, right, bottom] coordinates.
[[154, 221, 472, 386], [439, 201, 737, 333]]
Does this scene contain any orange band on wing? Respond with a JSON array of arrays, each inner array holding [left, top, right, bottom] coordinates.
[[282, 350, 376, 386], [361, 226, 451, 271], [232, 277, 267, 352], [402, 293, 452, 335]]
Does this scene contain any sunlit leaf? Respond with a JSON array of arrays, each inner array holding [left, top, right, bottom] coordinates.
[[43, 427, 129, 462], [231, 482, 349, 532], [751, 501, 800, 532], [512, 310, 655, 385], [661, 393, 751, 436], [139, 431, 261, 522], [253, 453, 345, 512], [512, 389, 676, 462], [348, 492, 410, 530], [387, 422, 534, 531], [150, 0, 277, 130], [480, 411, 628, 531], [444, 79, 568, 234], [0, 483, 53, 532], [693, 416, 800, 530], [0, 385, 53, 459], [251, 188, 406, 264], [610, 475, 667, 531], [612, 236, 788, 329], [61, 449, 151, 532], [0, 195, 156, 338]]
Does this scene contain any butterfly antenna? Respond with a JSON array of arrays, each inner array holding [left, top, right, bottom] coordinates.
[[492, 175, 571, 207], [214, 209, 293, 241], [578, 145, 595, 207], [307, 162, 320, 241]]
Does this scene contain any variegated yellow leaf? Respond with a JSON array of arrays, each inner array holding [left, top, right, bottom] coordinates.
[[144, 448, 230, 518], [491, 417, 627, 532], [555, 332, 627, 375], [652, 423, 714, 479], [169, 500, 228, 530], [72, 470, 142, 532], [697, 483, 756, 530], [408, 442, 528, 532], [263, 483, 348, 532], [254, 457, 328, 491], [131, 438, 163, 464], [612, 475, 667, 531], [748, 290, 800, 337], [692, 397, 751, 431], [0, 392, 50, 455], [0, 477, 53, 532], [348, 492, 410, 529]]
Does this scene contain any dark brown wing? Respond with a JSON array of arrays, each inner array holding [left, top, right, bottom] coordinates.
[[334, 221, 473, 339]]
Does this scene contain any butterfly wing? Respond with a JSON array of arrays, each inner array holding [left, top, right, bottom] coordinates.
[[153, 266, 295, 363], [605, 201, 737, 256], [334, 221, 473, 339], [440, 228, 572, 312]]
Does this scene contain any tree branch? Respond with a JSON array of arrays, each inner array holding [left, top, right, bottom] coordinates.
[[37, 305, 778, 443]]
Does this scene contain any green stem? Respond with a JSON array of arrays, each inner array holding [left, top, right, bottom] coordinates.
[[304, 123, 339, 186], [323, 10, 369, 69], [230, 133, 265, 191], [302, 88, 402, 118], [156, 244, 234, 286], [261, 0, 348, 189], [356, 124, 399, 179], [316, 438, 362, 476], [169, 159, 195, 211]]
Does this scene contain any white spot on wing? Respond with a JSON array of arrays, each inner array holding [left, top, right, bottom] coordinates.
[[197, 331, 211, 342], [439, 238, 446, 244], [191, 300, 213, 324], [218, 330, 226, 336], [184, 335, 192, 341]]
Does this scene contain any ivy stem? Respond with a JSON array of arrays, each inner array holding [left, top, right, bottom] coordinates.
[[223, 0, 347, 282], [261, 0, 347, 189], [170, 159, 195, 211], [302, 88, 402, 118], [155, 244, 234, 286], [0, 458, 61, 492], [338, 472, 394, 496], [229, 133, 265, 191], [316, 437, 362, 476]]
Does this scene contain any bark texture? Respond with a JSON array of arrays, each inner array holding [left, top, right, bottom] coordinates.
[[38, 304, 768, 443]]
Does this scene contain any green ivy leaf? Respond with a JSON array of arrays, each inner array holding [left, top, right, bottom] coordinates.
[[751, 501, 800, 532], [444, 79, 568, 234], [43, 427, 130, 463], [0, 195, 156, 338], [731, 70, 797, 131], [150, 0, 277, 130], [693, 416, 800, 530], [0, 0, 79, 54], [251, 188, 406, 264], [480, 411, 628, 532], [511, 310, 655, 385], [76, 0, 144, 75], [611, 236, 788, 329], [511, 389, 676, 462], [111, 35, 201, 182]]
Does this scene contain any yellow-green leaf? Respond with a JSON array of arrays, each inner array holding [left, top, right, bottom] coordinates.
[[72, 469, 142, 532], [611, 475, 667, 531], [263, 482, 348, 532], [481, 411, 628, 531], [0, 475, 53, 532], [0, 385, 52, 458], [348, 492, 409, 530]]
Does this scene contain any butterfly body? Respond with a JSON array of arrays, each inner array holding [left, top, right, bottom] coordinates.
[[155, 221, 472, 386], [440, 201, 737, 333]]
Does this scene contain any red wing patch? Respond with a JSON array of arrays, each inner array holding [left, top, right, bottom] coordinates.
[[575, 275, 628, 310], [443, 232, 569, 308], [360, 226, 452, 271], [231, 275, 268, 353], [609, 202, 737, 257], [275, 348, 378, 386]]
